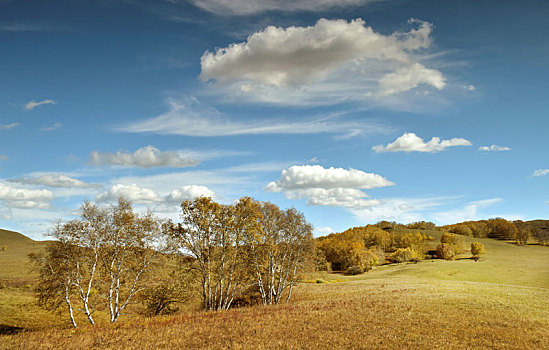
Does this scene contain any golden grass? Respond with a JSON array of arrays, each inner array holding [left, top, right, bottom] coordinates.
[[2, 277, 548, 349]]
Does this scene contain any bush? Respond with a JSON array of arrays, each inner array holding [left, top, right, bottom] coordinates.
[[440, 233, 466, 253], [346, 266, 364, 275], [449, 225, 473, 237], [471, 242, 486, 258], [390, 248, 414, 263], [0, 245, 6, 251], [436, 243, 455, 260]]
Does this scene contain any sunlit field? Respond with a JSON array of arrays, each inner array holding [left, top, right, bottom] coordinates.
[[2, 228, 548, 349]]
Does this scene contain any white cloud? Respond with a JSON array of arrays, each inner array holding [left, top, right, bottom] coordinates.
[[533, 169, 549, 177], [89, 145, 200, 168], [25, 99, 56, 110], [267, 165, 394, 191], [0, 182, 54, 209], [0, 123, 19, 130], [9, 174, 101, 189], [96, 184, 162, 204], [314, 226, 336, 236], [373, 132, 472, 153], [479, 145, 511, 152], [351, 196, 454, 224], [188, 0, 379, 15], [41, 122, 62, 131], [378, 63, 445, 96], [121, 97, 388, 137], [165, 185, 215, 203], [266, 165, 393, 209], [286, 188, 381, 209], [431, 198, 503, 224], [199, 18, 445, 105]]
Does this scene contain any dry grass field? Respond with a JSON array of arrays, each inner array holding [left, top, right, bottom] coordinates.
[[1, 229, 548, 349]]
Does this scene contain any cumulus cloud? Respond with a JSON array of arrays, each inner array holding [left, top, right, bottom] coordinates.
[[89, 145, 200, 168], [479, 145, 511, 152], [9, 174, 101, 189], [373, 132, 472, 153], [25, 99, 56, 110], [533, 169, 549, 177], [96, 184, 162, 204], [165, 185, 215, 203], [0, 182, 54, 209], [200, 18, 445, 105], [0, 123, 19, 130], [121, 97, 388, 138], [266, 165, 393, 209], [188, 0, 378, 15], [96, 183, 215, 207]]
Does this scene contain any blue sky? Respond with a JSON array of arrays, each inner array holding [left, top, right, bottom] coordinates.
[[1, 0, 548, 239]]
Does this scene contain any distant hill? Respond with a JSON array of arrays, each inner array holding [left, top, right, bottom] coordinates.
[[0, 229, 35, 245]]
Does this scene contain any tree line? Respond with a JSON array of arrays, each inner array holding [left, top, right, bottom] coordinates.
[[30, 197, 314, 328]]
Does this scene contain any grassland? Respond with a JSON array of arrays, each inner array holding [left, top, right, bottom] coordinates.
[[1, 229, 548, 349]]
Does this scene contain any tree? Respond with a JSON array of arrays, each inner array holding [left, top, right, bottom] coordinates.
[[470, 242, 486, 261], [169, 197, 255, 311], [245, 202, 314, 305], [30, 198, 162, 326]]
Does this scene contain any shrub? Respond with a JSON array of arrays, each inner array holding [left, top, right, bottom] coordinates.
[[449, 224, 473, 237], [440, 233, 466, 253], [0, 245, 6, 251], [390, 248, 414, 263], [346, 266, 364, 275], [436, 243, 455, 260], [471, 242, 486, 259]]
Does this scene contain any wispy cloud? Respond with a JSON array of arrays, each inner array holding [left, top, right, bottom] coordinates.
[[373, 132, 472, 153], [25, 99, 56, 110], [431, 198, 504, 224], [187, 0, 380, 16], [41, 122, 62, 132], [120, 97, 390, 138], [479, 144, 511, 152], [532, 169, 549, 177], [0, 123, 19, 130], [9, 174, 102, 189]]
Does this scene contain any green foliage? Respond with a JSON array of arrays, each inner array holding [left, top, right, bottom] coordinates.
[[471, 242, 486, 258]]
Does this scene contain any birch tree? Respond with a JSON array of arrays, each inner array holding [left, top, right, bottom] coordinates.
[[245, 203, 314, 305], [169, 197, 260, 311], [100, 198, 162, 322]]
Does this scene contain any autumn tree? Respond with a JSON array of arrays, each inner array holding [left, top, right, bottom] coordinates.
[[31, 198, 163, 326], [470, 242, 486, 261], [168, 197, 255, 311], [245, 202, 314, 305]]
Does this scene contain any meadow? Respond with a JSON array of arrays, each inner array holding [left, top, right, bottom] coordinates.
[[1, 229, 548, 349]]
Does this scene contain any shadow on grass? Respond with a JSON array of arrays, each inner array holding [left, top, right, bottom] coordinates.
[[0, 324, 25, 335]]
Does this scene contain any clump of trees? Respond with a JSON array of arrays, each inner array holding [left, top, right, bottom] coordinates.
[[436, 233, 466, 260], [316, 224, 433, 273], [32, 196, 314, 327], [30, 199, 163, 327]]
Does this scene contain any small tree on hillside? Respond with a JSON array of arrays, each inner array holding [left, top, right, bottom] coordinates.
[[470, 242, 486, 261]]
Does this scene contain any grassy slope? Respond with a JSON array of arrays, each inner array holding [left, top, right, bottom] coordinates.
[[1, 229, 548, 349], [0, 230, 64, 332]]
